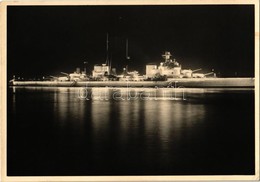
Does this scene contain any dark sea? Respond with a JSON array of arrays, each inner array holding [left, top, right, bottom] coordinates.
[[7, 87, 255, 176]]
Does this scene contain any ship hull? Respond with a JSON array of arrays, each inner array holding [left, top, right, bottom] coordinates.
[[9, 78, 254, 88]]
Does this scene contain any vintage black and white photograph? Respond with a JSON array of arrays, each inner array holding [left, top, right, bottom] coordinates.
[[1, 0, 259, 181]]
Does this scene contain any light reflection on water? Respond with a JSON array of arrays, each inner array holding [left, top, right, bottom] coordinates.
[[8, 86, 255, 175], [46, 87, 207, 147], [50, 87, 208, 156], [78, 87, 191, 101]]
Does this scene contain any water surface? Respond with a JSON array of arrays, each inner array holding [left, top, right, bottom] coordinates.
[[7, 87, 255, 175]]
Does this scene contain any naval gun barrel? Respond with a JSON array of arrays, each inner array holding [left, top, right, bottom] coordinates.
[[61, 72, 69, 76], [204, 72, 214, 76], [192, 68, 202, 73]]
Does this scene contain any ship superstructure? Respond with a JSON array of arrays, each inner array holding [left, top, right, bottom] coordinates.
[[146, 51, 215, 79]]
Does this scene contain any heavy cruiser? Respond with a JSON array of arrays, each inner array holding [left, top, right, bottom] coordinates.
[[9, 51, 254, 88], [9, 35, 254, 88]]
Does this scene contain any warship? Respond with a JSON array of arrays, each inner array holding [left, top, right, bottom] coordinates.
[[9, 51, 254, 88], [9, 35, 254, 88]]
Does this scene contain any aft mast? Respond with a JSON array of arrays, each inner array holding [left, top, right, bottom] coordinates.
[[126, 38, 130, 72], [105, 33, 111, 75]]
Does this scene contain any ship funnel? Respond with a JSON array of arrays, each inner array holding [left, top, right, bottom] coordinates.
[[76, 68, 80, 74]]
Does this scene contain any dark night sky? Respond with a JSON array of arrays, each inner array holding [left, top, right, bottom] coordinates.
[[7, 5, 255, 79]]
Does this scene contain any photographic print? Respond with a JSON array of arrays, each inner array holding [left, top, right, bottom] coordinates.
[[1, 0, 259, 181]]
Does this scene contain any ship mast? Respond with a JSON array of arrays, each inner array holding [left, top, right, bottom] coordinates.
[[105, 33, 109, 65], [126, 38, 130, 72], [126, 38, 128, 59], [105, 33, 111, 74]]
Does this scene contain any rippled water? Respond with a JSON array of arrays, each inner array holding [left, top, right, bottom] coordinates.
[[7, 87, 255, 175]]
